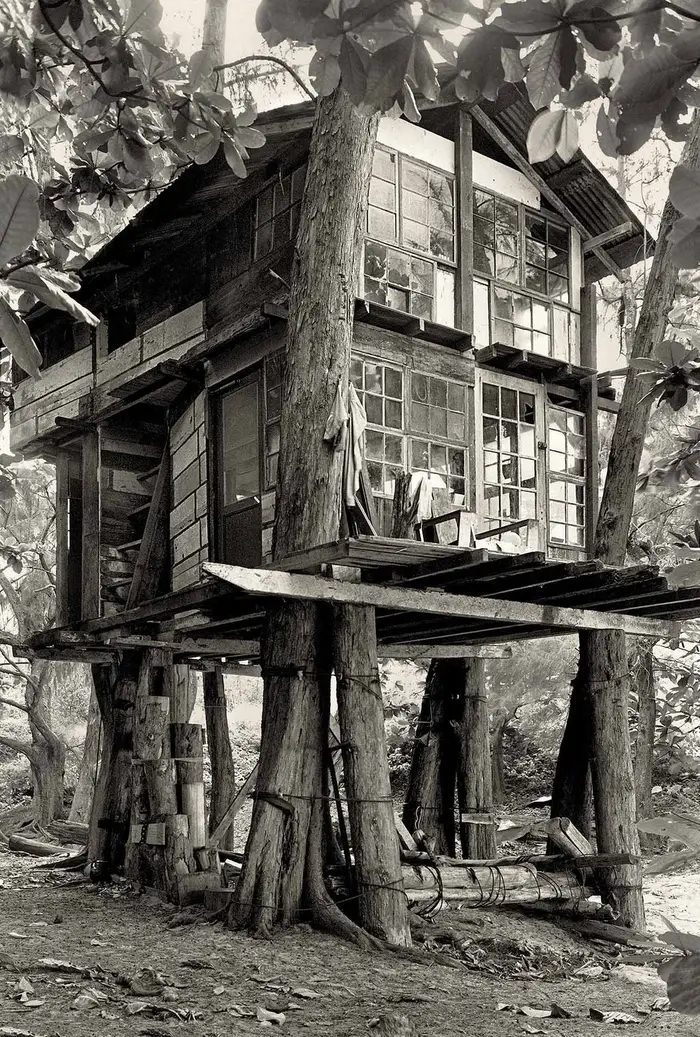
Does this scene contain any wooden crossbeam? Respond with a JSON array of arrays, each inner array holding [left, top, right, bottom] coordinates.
[[472, 107, 625, 283], [202, 563, 682, 639], [582, 222, 635, 253], [377, 644, 514, 659]]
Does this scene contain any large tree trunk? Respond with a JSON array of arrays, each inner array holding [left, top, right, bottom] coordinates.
[[490, 709, 509, 806], [457, 659, 497, 859], [69, 687, 101, 824], [551, 669, 593, 840], [26, 662, 66, 825], [402, 660, 460, 855], [230, 88, 389, 942], [632, 639, 655, 827], [204, 668, 236, 852], [87, 656, 139, 875], [552, 114, 700, 930], [334, 604, 410, 945]]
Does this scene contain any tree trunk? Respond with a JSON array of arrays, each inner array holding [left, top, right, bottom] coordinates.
[[69, 687, 101, 824], [230, 87, 381, 941], [87, 656, 139, 875], [29, 740, 66, 826], [457, 659, 497, 859], [204, 668, 236, 852], [490, 709, 509, 807], [334, 603, 410, 946], [553, 114, 700, 930], [550, 668, 593, 840], [402, 660, 460, 855], [632, 639, 655, 827], [585, 630, 644, 927]]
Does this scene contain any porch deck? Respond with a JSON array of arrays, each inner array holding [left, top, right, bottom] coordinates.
[[26, 535, 700, 663]]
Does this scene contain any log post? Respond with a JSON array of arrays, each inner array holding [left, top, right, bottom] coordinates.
[[585, 630, 644, 928], [457, 659, 497, 859], [402, 660, 460, 855], [333, 603, 411, 946], [172, 722, 206, 851], [204, 667, 236, 852]]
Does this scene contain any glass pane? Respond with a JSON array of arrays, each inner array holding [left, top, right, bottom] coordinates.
[[430, 172, 453, 205], [367, 460, 383, 491], [502, 487, 519, 517], [550, 521, 566, 542], [255, 220, 272, 257], [514, 326, 532, 350], [501, 421, 518, 453], [551, 500, 566, 522], [365, 394, 383, 424], [493, 319, 514, 346], [387, 285, 409, 311], [519, 393, 535, 423], [483, 418, 499, 450], [365, 364, 382, 394], [387, 248, 410, 287], [474, 245, 495, 276], [484, 451, 499, 484], [402, 160, 429, 195], [448, 448, 465, 476], [520, 426, 535, 457], [404, 218, 429, 250], [385, 367, 402, 399], [526, 212, 546, 242], [501, 454, 518, 485], [221, 382, 260, 504], [520, 490, 537, 518], [474, 216, 494, 247], [350, 358, 363, 388], [430, 198, 453, 233], [385, 434, 403, 464], [429, 228, 454, 260], [449, 477, 465, 503], [496, 229, 518, 256], [495, 199, 518, 232], [432, 444, 447, 473], [403, 189, 428, 224], [474, 189, 494, 219], [257, 186, 273, 226], [549, 274, 568, 303], [549, 428, 566, 452], [266, 385, 281, 420], [429, 378, 447, 408], [448, 383, 464, 412], [365, 240, 387, 278], [496, 253, 519, 283], [548, 222, 569, 256], [372, 148, 396, 182], [493, 285, 513, 320], [365, 430, 384, 460], [412, 402, 429, 432], [291, 165, 307, 202], [526, 238, 546, 266], [533, 301, 549, 332], [274, 176, 291, 213], [385, 399, 402, 429], [266, 423, 280, 455], [410, 257, 433, 294], [521, 458, 536, 487], [431, 407, 447, 438], [364, 277, 387, 305], [483, 384, 499, 415], [501, 388, 517, 420], [533, 332, 550, 356], [411, 293, 432, 319], [368, 206, 396, 242], [513, 293, 532, 327], [525, 264, 546, 293], [448, 411, 465, 440], [412, 439, 429, 469], [550, 450, 566, 472], [550, 480, 567, 500], [370, 177, 395, 211], [412, 373, 428, 403]]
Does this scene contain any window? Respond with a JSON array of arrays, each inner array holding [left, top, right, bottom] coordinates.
[[481, 381, 538, 531], [473, 187, 579, 363], [254, 165, 306, 260], [548, 408, 585, 548], [351, 358, 405, 532], [363, 146, 455, 323], [264, 352, 283, 489], [350, 357, 469, 533], [220, 380, 260, 505]]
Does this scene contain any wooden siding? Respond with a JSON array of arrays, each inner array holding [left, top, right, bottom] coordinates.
[[171, 390, 209, 591]]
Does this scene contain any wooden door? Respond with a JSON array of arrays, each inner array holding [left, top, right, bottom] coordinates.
[[216, 372, 263, 567], [474, 369, 547, 551]]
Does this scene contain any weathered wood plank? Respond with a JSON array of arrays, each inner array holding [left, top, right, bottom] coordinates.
[[55, 452, 70, 627], [456, 107, 473, 336], [377, 643, 513, 659], [203, 563, 682, 639], [81, 429, 101, 620]]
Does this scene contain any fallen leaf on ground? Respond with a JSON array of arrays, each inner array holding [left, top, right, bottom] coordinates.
[[90, 939, 106, 946], [213, 985, 225, 995], [15, 978, 34, 994], [257, 1005, 286, 1025], [229, 1004, 255, 1018], [0, 951, 19, 971], [1, 1029, 48, 1036], [18, 1000, 45, 1009], [180, 959, 213, 969], [521, 1027, 546, 1035], [497, 1003, 571, 1019], [650, 997, 670, 1012], [129, 968, 167, 996], [589, 1009, 645, 1024], [575, 963, 605, 979], [36, 958, 83, 973], [292, 988, 321, 999], [72, 988, 108, 1010], [8, 933, 29, 940]]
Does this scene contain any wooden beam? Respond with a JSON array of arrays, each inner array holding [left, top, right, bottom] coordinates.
[[582, 222, 635, 253], [377, 643, 513, 659], [81, 429, 101, 620], [583, 376, 599, 559], [126, 445, 170, 608], [202, 563, 683, 639], [456, 107, 473, 336], [471, 107, 625, 283], [580, 283, 598, 370], [54, 452, 69, 627]]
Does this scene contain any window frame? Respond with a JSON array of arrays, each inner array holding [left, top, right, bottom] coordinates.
[[546, 404, 587, 551]]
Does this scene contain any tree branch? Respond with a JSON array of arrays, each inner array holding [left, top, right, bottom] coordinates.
[[216, 55, 316, 101], [0, 733, 34, 760], [0, 695, 30, 715]]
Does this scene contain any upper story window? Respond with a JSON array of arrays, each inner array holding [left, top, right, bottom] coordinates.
[[473, 187, 580, 364], [548, 407, 586, 549], [254, 165, 307, 260], [363, 147, 455, 324]]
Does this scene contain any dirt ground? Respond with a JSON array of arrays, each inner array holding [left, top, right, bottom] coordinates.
[[1, 852, 699, 1037]]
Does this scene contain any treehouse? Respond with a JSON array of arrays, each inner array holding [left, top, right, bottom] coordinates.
[[10, 87, 698, 653]]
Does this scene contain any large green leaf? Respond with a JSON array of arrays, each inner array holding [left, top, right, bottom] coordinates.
[[4, 266, 99, 326], [0, 176, 40, 267], [659, 955, 700, 1015], [0, 294, 42, 379]]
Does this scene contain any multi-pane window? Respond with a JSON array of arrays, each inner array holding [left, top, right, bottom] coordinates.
[[410, 373, 468, 506], [548, 409, 585, 547], [254, 165, 307, 259], [364, 147, 455, 323], [481, 382, 538, 531], [264, 352, 283, 489], [473, 187, 579, 363], [351, 359, 405, 531]]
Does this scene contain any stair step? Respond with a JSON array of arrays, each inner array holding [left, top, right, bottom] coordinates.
[[115, 537, 143, 552], [129, 500, 152, 520], [137, 463, 161, 484], [102, 576, 133, 589]]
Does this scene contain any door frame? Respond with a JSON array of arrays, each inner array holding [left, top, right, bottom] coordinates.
[[473, 367, 548, 550], [214, 367, 264, 563]]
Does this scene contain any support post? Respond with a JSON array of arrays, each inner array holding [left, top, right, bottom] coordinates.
[[81, 428, 101, 620], [55, 452, 69, 627], [333, 603, 411, 947], [204, 667, 236, 852], [457, 658, 497, 859], [456, 107, 474, 337]]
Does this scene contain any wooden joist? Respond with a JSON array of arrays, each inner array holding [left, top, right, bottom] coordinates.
[[377, 643, 514, 659], [203, 563, 683, 639]]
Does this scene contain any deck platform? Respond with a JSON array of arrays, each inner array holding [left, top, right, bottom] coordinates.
[[24, 536, 700, 661]]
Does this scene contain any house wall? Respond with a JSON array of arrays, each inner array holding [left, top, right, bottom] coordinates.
[[170, 390, 209, 591]]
